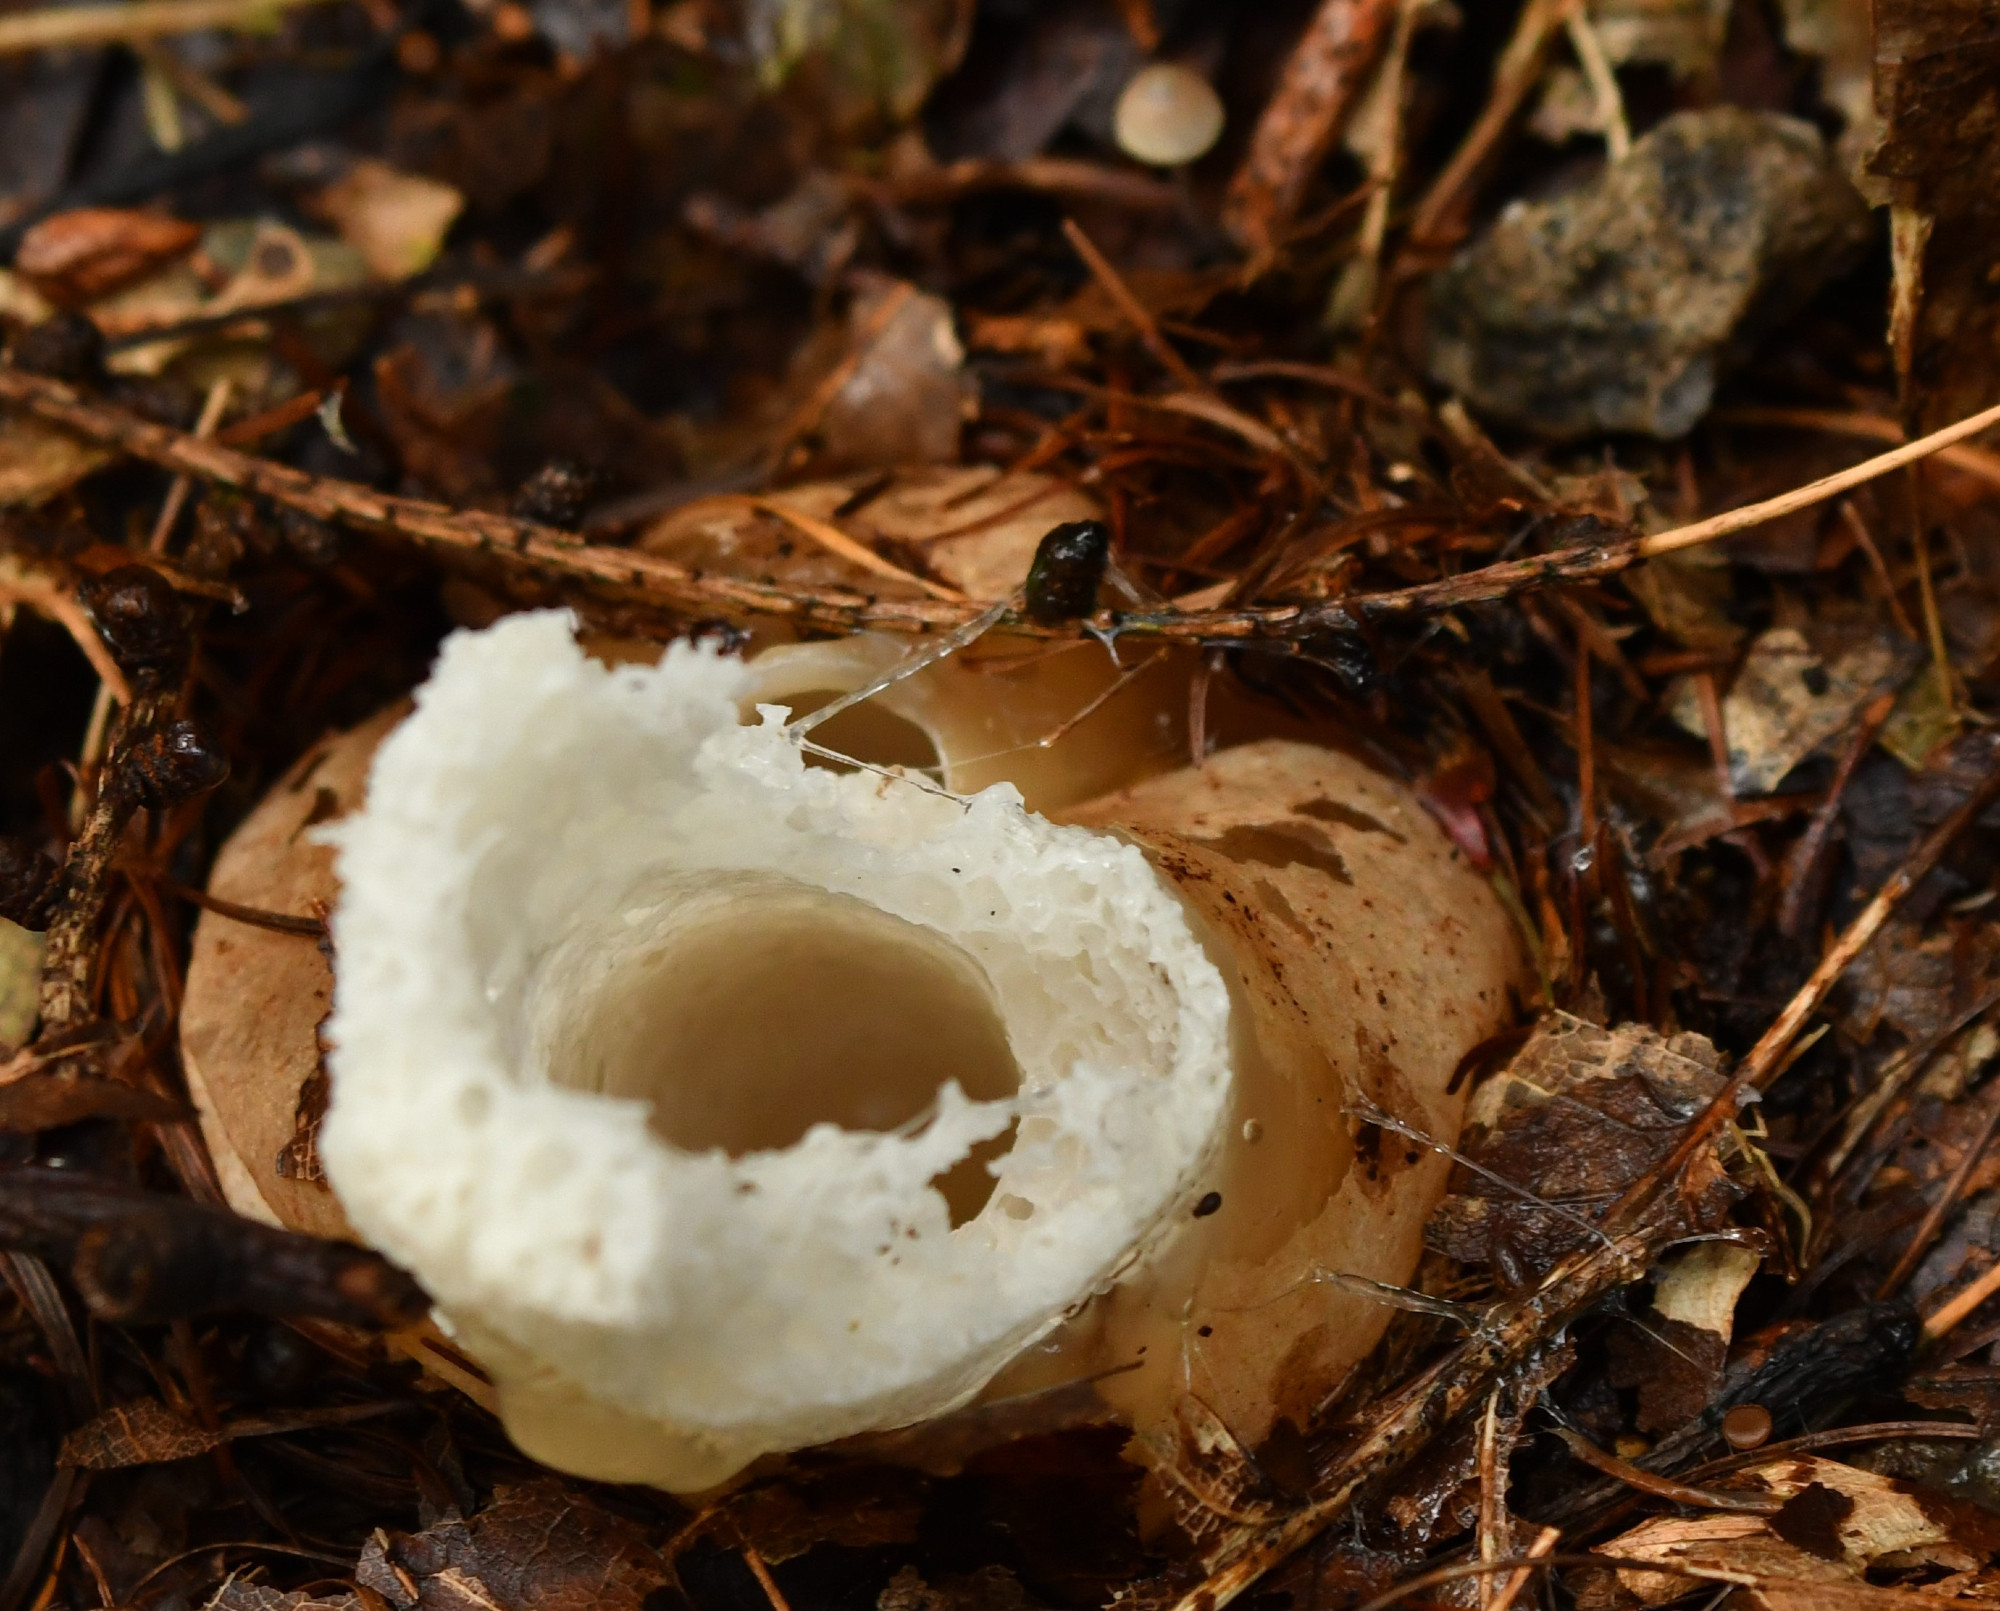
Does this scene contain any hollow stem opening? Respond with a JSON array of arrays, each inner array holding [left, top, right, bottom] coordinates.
[[545, 881, 1020, 1215]]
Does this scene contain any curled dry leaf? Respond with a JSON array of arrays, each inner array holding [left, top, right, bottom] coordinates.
[[14, 207, 201, 305], [182, 614, 1525, 1493]]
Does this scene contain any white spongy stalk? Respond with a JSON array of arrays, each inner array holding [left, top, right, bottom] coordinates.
[[320, 613, 1233, 1489]]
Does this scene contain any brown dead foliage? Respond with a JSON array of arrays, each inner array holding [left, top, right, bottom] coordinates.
[[357, 1483, 672, 1611], [1426, 1015, 1745, 1292]]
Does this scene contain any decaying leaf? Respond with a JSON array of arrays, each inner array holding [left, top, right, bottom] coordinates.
[[355, 1483, 672, 1611], [304, 159, 466, 282], [59, 1399, 226, 1471], [1595, 1454, 2000, 1605], [744, 0, 974, 127], [0, 410, 112, 507], [1668, 621, 1918, 796], [1426, 1014, 1744, 1292], [206, 1583, 364, 1611], [814, 280, 975, 470], [1607, 1240, 1760, 1435], [14, 207, 201, 305], [0, 918, 42, 1049], [1868, 0, 2000, 428]]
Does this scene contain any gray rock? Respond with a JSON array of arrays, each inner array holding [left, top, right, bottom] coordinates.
[[1423, 108, 1872, 440]]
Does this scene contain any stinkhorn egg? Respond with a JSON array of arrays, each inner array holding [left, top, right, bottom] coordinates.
[[182, 613, 1526, 1494]]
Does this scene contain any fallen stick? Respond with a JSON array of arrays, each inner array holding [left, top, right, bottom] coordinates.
[[2, 367, 1997, 644]]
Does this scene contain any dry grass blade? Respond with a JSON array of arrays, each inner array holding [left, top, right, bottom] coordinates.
[[745, 496, 966, 601]]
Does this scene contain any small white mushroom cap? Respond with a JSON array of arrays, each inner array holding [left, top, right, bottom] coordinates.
[[1114, 63, 1226, 168]]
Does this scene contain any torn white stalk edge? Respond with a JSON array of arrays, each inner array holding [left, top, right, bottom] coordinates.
[[319, 611, 1236, 1490]]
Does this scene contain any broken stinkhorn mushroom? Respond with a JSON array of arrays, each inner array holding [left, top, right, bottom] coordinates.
[[182, 612, 1526, 1492]]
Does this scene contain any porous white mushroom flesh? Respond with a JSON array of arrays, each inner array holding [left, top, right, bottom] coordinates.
[[320, 611, 1234, 1491]]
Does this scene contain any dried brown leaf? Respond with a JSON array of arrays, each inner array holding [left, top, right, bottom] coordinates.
[[1425, 1014, 1743, 1292], [15, 207, 201, 304], [59, 1398, 225, 1470], [1596, 1454, 2000, 1604], [355, 1483, 670, 1611]]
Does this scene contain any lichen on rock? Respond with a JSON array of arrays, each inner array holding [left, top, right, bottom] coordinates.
[[1424, 107, 1872, 440]]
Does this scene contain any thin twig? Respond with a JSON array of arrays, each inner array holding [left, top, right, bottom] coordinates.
[[39, 690, 176, 1031], [1061, 219, 1205, 394], [1162, 1222, 1666, 1611], [1488, 1527, 1558, 1611], [1552, 1429, 1780, 1514], [1925, 1256, 2000, 1340], [1406, 0, 1566, 247], [1223, 0, 1401, 264], [1712, 405, 2000, 491], [0, 0, 321, 53], [1606, 747, 2000, 1239], [0, 573, 132, 704], [6, 370, 2000, 643], [1563, 4, 1630, 161], [146, 376, 231, 554], [1881, 1074, 2000, 1299], [1778, 689, 1896, 937]]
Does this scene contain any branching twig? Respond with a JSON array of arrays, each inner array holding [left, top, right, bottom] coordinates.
[[1162, 1222, 1667, 1611], [5, 369, 2000, 645]]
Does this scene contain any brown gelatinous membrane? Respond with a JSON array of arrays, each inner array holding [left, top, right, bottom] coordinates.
[[181, 635, 1525, 1487], [1043, 741, 1525, 1458]]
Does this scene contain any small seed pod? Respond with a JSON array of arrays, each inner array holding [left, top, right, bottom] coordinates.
[[1023, 519, 1111, 624], [82, 565, 191, 685], [511, 460, 598, 529], [122, 719, 230, 811], [0, 838, 62, 932], [9, 311, 108, 384]]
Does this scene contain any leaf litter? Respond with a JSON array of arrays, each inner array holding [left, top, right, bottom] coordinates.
[[8, 0, 2000, 1608]]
